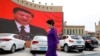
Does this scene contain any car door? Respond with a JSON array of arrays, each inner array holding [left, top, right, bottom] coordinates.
[[13, 35, 22, 49], [17, 35, 25, 48], [60, 36, 68, 47]]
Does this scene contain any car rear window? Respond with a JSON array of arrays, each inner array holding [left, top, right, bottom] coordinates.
[[34, 36, 47, 40], [71, 36, 82, 39], [83, 36, 96, 40], [38, 36, 47, 40]]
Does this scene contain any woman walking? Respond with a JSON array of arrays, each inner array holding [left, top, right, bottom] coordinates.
[[46, 19, 61, 56]]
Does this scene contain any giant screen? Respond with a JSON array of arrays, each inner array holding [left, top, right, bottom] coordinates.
[[0, 0, 63, 41]]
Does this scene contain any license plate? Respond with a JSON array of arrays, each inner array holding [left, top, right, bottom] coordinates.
[[77, 41, 81, 44], [78, 45, 82, 47], [40, 47, 46, 51]]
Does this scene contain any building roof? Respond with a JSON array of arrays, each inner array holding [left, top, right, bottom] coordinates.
[[11, 0, 63, 12]]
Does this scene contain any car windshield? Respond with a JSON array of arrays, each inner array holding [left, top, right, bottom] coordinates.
[[71, 35, 82, 39]]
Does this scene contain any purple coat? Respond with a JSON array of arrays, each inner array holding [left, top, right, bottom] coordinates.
[[46, 27, 59, 56]]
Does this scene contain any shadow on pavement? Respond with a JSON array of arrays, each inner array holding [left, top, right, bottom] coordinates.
[[0, 49, 24, 55], [61, 50, 83, 53], [78, 53, 100, 56], [31, 51, 46, 56], [31, 51, 46, 54]]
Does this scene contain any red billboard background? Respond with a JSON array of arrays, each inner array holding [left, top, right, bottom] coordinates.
[[0, 0, 63, 35]]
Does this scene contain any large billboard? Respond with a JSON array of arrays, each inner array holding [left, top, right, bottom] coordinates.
[[0, 0, 63, 41]]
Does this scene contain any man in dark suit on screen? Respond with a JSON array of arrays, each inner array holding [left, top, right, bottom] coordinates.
[[0, 7, 47, 40]]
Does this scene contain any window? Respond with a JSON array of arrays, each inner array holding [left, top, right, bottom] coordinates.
[[42, 6, 44, 8], [13, 35, 18, 39], [70, 29, 71, 35], [34, 5, 36, 7], [26, 2, 28, 5], [13, 35, 21, 39], [38, 6, 40, 8], [73, 29, 75, 34], [62, 36, 68, 39], [71, 35, 82, 39], [50, 7, 52, 10], [76, 29, 77, 34], [67, 29, 69, 34], [82, 29, 83, 34], [79, 29, 81, 35], [71, 29, 73, 34], [47, 7, 48, 9], [63, 29, 65, 34], [83, 36, 95, 40], [17, 0, 19, 2], [30, 4, 32, 6], [22, 1, 24, 4]]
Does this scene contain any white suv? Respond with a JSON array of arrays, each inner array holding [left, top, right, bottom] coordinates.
[[59, 35, 85, 52]]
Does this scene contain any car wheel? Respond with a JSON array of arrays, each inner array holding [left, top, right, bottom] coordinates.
[[30, 51, 36, 55], [89, 47, 94, 51], [30, 50, 35, 53], [64, 45, 69, 52], [10, 45, 16, 53], [85, 47, 90, 51], [79, 49, 83, 52], [30, 50, 33, 53]]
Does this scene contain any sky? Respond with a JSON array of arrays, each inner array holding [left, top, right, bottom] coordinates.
[[27, 0, 100, 32]]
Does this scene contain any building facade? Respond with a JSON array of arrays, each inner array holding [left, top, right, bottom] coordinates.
[[95, 21, 100, 40], [85, 31, 95, 36], [63, 21, 85, 36]]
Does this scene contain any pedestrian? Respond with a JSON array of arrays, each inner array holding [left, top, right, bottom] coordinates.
[[46, 19, 61, 56]]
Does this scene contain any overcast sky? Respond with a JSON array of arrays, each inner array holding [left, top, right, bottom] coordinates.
[[27, 0, 100, 32]]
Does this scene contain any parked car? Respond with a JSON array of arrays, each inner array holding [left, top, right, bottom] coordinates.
[[30, 35, 47, 52], [82, 35, 98, 50], [0, 33, 26, 53], [59, 35, 85, 52]]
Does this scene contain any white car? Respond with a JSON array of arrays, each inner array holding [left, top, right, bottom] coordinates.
[[59, 35, 85, 52], [30, 35, 47, 52], [0, 33, 26, 53]]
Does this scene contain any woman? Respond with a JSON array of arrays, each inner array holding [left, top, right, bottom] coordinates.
[[46, 19, 61, 56]]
